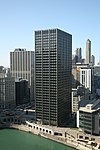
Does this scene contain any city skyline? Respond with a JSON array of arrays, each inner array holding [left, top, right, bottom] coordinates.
[[0, 0, 100, 66]]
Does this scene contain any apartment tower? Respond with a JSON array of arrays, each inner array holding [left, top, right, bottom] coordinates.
[[35, 28, 72, 126]]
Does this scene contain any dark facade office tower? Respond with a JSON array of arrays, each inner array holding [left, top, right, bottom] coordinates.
[[35, 29, 72, 126], [86, 39, 91, 64], [91, 55, 95, 66], [15, 78, 30, 106], [76, 48, 82, 62]]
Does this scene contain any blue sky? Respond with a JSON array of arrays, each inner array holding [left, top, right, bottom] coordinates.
[[0, 0, 100, 67]]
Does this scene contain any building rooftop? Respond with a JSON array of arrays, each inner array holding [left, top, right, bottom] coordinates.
[[14, 48, 26, 52], [79, 107, 96, 113], [35, 28, 72, 36], [79, 99, 100, 113]]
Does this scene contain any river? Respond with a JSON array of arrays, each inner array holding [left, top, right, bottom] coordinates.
[[0, 129, 75, 150]]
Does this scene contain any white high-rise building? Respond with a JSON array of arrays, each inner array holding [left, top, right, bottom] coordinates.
[[80, 68, 92, 92], [10, 49, 34, 100]]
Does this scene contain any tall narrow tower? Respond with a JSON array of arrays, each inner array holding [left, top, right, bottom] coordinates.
[[86, 39, 91, 64], [35, 28, 72, 127]]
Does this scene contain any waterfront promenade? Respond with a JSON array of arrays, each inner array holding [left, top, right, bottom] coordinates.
[[9, 124, 100, 150]]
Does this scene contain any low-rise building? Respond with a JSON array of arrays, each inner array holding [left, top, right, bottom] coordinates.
[[77, 99, 100, 135]]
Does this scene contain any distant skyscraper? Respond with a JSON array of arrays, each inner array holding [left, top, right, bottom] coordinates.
[[72, 54, 77, 65], [35, 28, 72, 126], [86, 39, 91, 64], [76, 48, 82, 62], [91, 55, 95, 66], [94, 65, 100, 97], [72, 48, 82, 65], [10, 49, 34, 100]]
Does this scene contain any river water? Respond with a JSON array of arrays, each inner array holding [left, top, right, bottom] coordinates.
[[0, 129, 75, 150]]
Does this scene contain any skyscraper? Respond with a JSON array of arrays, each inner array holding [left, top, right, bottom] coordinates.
[[35, 28, 72, 126], [86, 39, 91, 64], [91, 55, 95, 66], [10, 49, 34, 100], [76, 48, 82, 62]]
